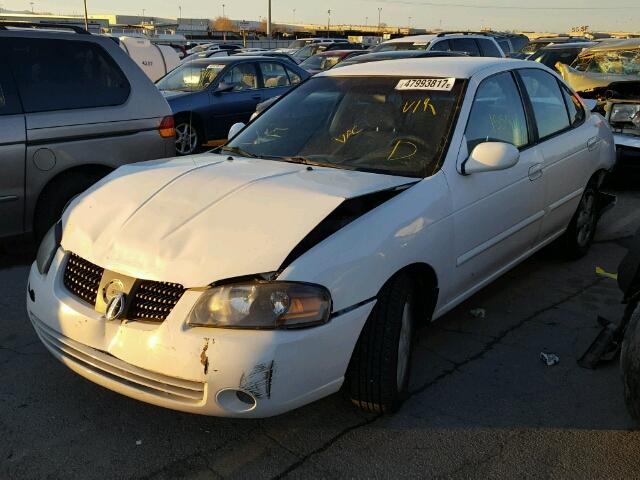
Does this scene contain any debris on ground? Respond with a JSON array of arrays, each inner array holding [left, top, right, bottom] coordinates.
[[595, 266, 618, 280], [469, 308, 486, 319], [540, 352, 560, 366], [136, 440, 142, 446]]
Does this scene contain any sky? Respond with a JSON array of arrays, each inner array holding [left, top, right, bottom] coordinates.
[[2, 0, 639, 33]]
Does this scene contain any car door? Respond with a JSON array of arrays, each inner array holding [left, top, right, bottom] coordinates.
[[0, 48, 26, 238], [516, 68, 596, 243], [446, 71, 546, 300], [207, 62, 262, 139], [258, 61, 292, 101]]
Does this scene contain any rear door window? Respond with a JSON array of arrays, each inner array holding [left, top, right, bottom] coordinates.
[[259, 62, 291, 88], [498, 40, 510, 53], [451, 38, 481, 56], [561, 85, 586, 127], [518, 69, 571, 139], [7, 38, 130, 113], [478, 39, 503, 57]]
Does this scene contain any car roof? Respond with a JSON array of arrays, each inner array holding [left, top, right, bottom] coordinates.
[[187, 56, 286, 66], [580, 38, 640, 52], [321, 57, 526, 79], [541, 41, 597, 50]]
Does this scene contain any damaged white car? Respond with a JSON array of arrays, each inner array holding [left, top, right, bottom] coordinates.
[[27, 58, 615, 418]]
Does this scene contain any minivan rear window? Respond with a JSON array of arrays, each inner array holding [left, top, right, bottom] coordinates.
[[7, 38, 130, 113]]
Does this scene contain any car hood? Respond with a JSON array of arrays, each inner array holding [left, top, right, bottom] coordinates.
[[61, 154, 415, 287]]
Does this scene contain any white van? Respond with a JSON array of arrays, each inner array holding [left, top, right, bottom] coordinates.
[[117, 36, 180, 81]]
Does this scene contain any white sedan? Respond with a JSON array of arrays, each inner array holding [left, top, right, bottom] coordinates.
[[27, 58, 615, 418]]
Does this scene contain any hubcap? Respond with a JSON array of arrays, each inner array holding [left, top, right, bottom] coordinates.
[[576, 193, 595, 247], [175, 123, 198, 155], [397, 301, 413, 390]]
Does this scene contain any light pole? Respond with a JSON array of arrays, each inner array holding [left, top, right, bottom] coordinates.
[[222, 3, 225, 17], [178, 5, 181, 22], [292, 8, 295, 24], [142, 8, 145, 23], [327, 9, 331, 38], [30, 2, 34, 13], [83, 0, 89, 30], [365, 16, 368, 27], [377, 7, 382, 32], [266, 0, 272, 39], [408, 16, 412, 29]]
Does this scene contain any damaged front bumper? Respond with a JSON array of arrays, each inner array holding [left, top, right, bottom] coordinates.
[[26, 250, 374, 418]]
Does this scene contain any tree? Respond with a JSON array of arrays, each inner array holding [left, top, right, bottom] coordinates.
[[212, 16, 236, 32]]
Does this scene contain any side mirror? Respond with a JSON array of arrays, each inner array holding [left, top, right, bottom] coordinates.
[[228, 122, 245, 139], [462, 142, 520, 175], [215, 81, 234, 94]]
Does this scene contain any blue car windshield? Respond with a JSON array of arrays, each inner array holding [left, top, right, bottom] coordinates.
[[156, 63, 226, 92]]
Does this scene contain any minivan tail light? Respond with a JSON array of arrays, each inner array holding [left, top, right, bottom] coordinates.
[[159, 116, 176, 138]]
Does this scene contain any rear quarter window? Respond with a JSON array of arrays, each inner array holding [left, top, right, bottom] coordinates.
[[0, 60, 22, 115], [478, 39, 503, 57], [7, 38, 130, 113]]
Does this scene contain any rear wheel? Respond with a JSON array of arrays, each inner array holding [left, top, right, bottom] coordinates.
[[346, 273, 416, 414], [175, 119, 201, 156], [562, 184, 598, 259]]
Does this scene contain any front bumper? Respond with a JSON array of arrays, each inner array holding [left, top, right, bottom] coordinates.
[[27, 249, 374, 418]]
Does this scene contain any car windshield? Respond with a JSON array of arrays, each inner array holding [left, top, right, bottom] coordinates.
[[226, 76, 464, 177], [156, 63, 226, 92], [301, 55, 343, 71], [371, 42, 430, 53], [572, 49, 640, 75]]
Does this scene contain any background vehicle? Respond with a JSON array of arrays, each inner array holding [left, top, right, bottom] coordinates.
[[232, 50, 300, 65], [292, 42, 366, 63], [300, 50, 367, 74], [115, 36, 180, 81], [156, 56, 309, 154], [514, 36, 591, 58], [527, 42, 597, 72], [180, 49, 235, 64], [370, 32, 505, 58], [0, 22, 175, 241], [485, 32, 529, 56], [277, 37, 345, 54], [335, 50, 467, 68]]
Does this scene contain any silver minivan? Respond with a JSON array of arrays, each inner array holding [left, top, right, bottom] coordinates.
[[0, 23, 175, 240]]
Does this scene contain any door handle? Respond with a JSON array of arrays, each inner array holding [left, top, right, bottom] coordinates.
[[587, 136, 600, 151], [528, 163, 543, 181]]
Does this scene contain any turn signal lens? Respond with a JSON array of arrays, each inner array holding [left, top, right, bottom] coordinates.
[[158, 115, 176, 138]]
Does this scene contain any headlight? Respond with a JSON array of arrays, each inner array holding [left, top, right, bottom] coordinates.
[[187, 281, 331, 329], [36, 221, 62, 275], [610, 103, 640, 127]]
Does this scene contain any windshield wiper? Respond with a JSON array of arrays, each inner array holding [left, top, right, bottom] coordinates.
[[220, 145, 258, 158], [278, 156, 357, 171]]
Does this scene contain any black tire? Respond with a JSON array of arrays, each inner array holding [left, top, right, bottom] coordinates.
[[174, 116, 202, 156], [562, 183, 598, 259], [346, 273, 416, 414], [34, 171, 105, 243], [621, 303, 640, 424]]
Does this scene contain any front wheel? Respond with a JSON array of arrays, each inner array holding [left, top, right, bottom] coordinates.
[[562, 184, 598, 259], [345, 273, 416, 414], [175, 120, 200, 156], [621, 303, 640, 424]]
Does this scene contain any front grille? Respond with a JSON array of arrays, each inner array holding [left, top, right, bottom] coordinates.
[[63, 253, 185, 322], [63, 253, 104, 305], [129, 281, 186, 321]]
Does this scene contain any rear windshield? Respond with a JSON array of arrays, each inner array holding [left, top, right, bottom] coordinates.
[[227, 76, 465, 178]]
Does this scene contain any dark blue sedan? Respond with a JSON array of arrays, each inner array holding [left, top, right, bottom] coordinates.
[[156, 57, 309, 155]]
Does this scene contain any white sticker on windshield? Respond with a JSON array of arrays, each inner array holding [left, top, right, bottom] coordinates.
[[395, 78, 456, 91]]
